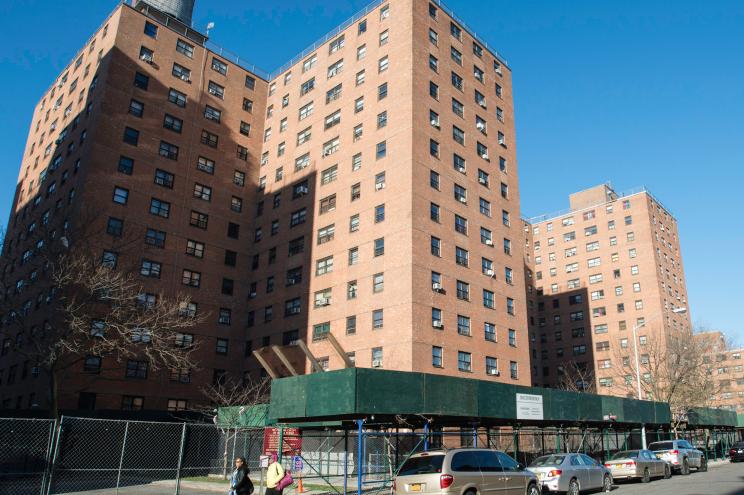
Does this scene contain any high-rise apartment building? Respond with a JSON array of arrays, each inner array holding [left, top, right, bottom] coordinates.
[[0, 0, 529, 412], [523, 184, 691, 396]]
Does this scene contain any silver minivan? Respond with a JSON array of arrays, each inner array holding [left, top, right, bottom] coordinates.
[[393, 448, 540, 495]]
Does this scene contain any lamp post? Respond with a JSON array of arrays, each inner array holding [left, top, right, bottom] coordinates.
[[632, 306, 687, 449]]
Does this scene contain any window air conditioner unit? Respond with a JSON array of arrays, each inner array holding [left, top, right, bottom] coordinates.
[[457, 196, 467, 204], [375, 182, 385, 190], [478, 177, 488, 185], [372, 359, 382, 367], [488, 369, 500, 376], [432, 282, 443, 291], [180, 74, 191, 82], [478, 101, 487, 109], [298, 186, 308, 195], [481, 153, 490, 161], [485, 269, 495, 277], [323, 150, 332, 157], [477, 122, 486, 131], [431, 119, 440, 128], [249, 292, 257, 298], [485, 239, 494, 246], [317, 298, 330, 306], [433, 321, 443, 329]]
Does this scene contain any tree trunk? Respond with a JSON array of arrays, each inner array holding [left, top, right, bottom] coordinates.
[[49, 365, 60, 420]]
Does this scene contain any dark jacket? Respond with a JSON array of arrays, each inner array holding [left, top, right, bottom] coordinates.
[[232, 466, 254, 495]]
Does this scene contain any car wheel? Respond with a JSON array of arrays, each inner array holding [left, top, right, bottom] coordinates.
[[699, 457, 707, 472], [568, 478, 580, 495], [664, 465, 671, 479], [603, 474, 612, 492], [526, 482, 539, 495], [641, 468, 650, 483], [681, 458, 690, 475]]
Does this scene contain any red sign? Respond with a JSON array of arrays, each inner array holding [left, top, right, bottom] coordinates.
[[263, 427, 302, 455]]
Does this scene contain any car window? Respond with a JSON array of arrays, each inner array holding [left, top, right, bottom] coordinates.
[[570, 455, 583, 466], [648, 442, 673, 451], [398, 455, 445, 476], [642, 451, 653, 460], [451, 451, 480, 472], [529, 455, 566, 467], [733, 442, 744, 449], [478, 451, 503, 472], [611, 451, 638, 460], [495, 452, 520, 472], [581, 454, 597, 466], [679, 440, 693, 449]]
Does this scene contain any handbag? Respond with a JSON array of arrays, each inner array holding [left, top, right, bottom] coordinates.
[[276, 470, 294, 491]]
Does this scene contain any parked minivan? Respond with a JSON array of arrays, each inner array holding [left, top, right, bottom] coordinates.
[[393, 448, 540, 495]]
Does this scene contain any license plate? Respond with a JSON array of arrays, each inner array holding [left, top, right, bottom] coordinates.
[[655, 454, 663, 459], [738, 450, 743, 453], [410, 484, 422, 492]]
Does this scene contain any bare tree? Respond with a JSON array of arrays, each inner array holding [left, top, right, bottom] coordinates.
[[557, 360, 597, 394], [612, 329, 725, 434], [0, 211, 204, 417], [195, 377, 271, 479]]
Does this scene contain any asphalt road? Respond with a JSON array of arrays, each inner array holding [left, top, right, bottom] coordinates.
[[610, 461, 744, 495]]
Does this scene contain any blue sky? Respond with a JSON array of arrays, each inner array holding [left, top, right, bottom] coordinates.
[[1, 0, 742, 344]]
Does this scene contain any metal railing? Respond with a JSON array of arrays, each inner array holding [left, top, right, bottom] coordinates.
[[524, 185, 676, 225], [268, 0, 386, 80]]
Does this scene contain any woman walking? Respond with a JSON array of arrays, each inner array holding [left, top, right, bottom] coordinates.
[[266, 453, 287, 495], [229, 457, 253, 495]]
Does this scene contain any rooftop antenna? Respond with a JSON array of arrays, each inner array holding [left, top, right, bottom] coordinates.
[[206, 22, 215, 36]]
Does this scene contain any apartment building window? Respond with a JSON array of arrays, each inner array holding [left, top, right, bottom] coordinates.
[[204, 105, 222, 123], [483, 290, 495, 309], [430, 170, 440, 190], [112, 187, 129, 205], [188, 210, 208, 229], [456, 315, 471, 336], [430, 81, 439, 100], [107, 217, 123, 237], [140, 259, 161, 278], [134, 72, 149, 90], [429, 54, 439, 72], [372, 310, 384, 329], [378, 56, 389, 73], [317, 224, 335, 244], [168, 88, 186, 107], [454, 215, 468, 235], [376, 141, 387, 159], [377, 111, 388, 128], [123, 127, 139, 145], [456, 280, 470, 301], [206, 57, 228, 78], [176, 39, 194, 58], [126, 360, 148, 379], [455, 246, 469, 267], [430, 203, 441, 222], [297, 127, 312, 146], [159, 141, 179, 160], [208, 81, 225, 99], [185, 239, 205, 258], [319, 195, 336, 214], [182, 270, 201, 288], [431, 236, 441, 257], [163, 114, 183, 133], [374, 204, 385, 223], [300, 77, 316, 96], [474, 65, 485, 83], [502, 210, 511, 227], [458, 351, 471, 372], [353, 125, 364, 141], [372, 273, 384, 293], [172, 63, 191, 81], [149, 198, 170, 218], [129, 99, 144, 118]]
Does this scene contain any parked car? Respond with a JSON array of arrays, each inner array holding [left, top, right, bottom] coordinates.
[[647, 439, 706, 475], [393, 448, 540, 495], [526, 453, 612, 494], [729, 441, 744, 462], [603, 449, 671, 482]]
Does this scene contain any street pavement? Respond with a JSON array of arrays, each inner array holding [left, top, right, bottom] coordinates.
[[609, 461, 744, 495]]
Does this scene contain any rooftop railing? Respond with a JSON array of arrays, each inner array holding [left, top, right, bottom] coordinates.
[[524, 185, 676, 224]]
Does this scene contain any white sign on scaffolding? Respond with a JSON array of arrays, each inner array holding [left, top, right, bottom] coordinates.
[[516, 393, 544, 420]]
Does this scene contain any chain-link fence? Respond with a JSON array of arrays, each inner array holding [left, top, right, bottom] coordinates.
[[0, 418, 56, 495], [0, 417, 740, 495]]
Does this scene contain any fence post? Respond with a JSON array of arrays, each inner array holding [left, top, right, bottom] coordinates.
[[513, 428, 520, 463], [423, 422, 429, 452], [39, 419, 56, 495], [278, 426, 284, 463], [343, 429, 349, 495], [356, 420, 364, 495], [45, 416, 65, 495], [115, 421, 130, 494], [174, 422, 187, 495]]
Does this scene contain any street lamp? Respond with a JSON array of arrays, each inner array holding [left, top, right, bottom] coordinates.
[[633, 306, 687, 449]]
